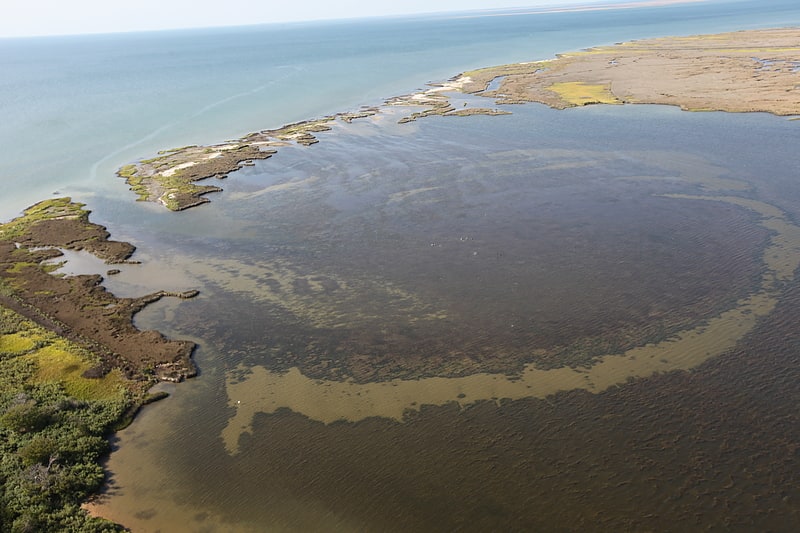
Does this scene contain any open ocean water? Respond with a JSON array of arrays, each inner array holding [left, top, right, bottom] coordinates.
[[3, 1, 800, 531]]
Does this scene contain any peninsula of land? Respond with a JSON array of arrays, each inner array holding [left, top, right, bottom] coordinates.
[[0, 198, 197, 386], [460, 26, 800, 112], [0, 199, 200, 530], [118, 27, 799, 211]]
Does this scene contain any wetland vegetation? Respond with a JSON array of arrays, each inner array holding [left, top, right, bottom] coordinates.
[[0, 306, 127, 531], [0, 199, 197, 530]]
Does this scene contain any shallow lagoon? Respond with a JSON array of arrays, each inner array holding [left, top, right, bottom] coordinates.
[[86, 102, 800, 531]]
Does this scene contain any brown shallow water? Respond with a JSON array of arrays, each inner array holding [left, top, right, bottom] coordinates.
[[87, 104, 800, 531]]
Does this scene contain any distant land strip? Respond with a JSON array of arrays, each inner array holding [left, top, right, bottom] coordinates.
[[458, 27, 800, 113], [454, 1, 714, 19]]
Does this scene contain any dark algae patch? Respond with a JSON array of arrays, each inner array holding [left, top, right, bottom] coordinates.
[[185, 147, 772, 383], [0, 198, 197, 530]]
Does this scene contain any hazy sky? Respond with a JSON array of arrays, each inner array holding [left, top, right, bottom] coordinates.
[[1, 1, 706, 38]]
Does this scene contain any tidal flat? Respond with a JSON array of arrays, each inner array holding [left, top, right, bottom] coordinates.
[[89, 102, 800, 531]]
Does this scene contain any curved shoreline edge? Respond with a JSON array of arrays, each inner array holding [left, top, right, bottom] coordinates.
[[118, 27, 799, 212]]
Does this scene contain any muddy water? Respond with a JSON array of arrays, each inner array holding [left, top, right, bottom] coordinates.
[[88, 104, 800, 531]]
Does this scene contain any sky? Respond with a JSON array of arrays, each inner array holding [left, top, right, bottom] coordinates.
[[1, 0, 708, 38]]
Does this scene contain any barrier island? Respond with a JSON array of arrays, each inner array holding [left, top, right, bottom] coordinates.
[[117, 27, 799, 211]]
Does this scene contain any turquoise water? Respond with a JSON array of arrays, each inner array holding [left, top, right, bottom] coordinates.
[[3, 1, 800, 531], [1, 0, 799, 221]]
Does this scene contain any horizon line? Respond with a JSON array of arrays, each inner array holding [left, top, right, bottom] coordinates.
[[0, 0, 713, 40]]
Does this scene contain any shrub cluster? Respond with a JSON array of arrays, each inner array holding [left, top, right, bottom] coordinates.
[[1, 309, 129, 532]]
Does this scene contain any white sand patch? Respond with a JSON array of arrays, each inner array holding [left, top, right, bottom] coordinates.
[[411, 93, 437, 101], [161, 161, 196, 177], [251, 140, 285, 147], [428, 75, 473, 93]]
